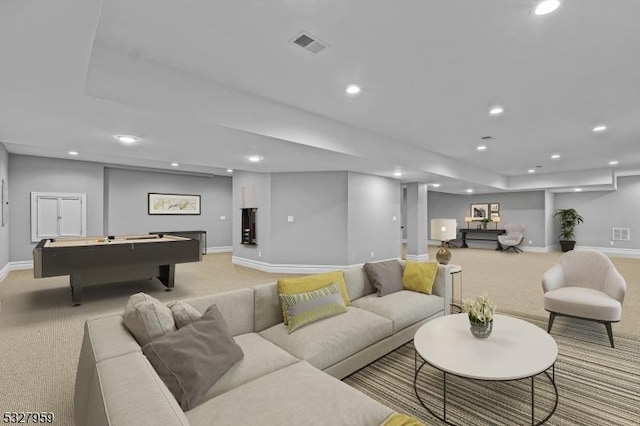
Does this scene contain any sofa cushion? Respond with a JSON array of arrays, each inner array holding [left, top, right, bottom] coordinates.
[[185, 361, 393, 426], [201, 333, 300, 400], [352, 290, 444, 333], [123, 292, 176, 346], [364, 259, 404, 296], [342, 265, 376, 301], [259, 307, 393, 370], [544, 287, 622, 322], [402, 261, 438, 295], [277, 271, 351, 324], [142, 305, 244, 411], [167, 300, 202, 329], [281, 282, 348, 333]]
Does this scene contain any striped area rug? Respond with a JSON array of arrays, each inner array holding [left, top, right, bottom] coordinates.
[[344, 311, 640, 425]]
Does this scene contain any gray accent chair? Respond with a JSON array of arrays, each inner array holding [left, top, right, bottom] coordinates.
[[542, 250, 626, 348], [497, 223, 525, 253]]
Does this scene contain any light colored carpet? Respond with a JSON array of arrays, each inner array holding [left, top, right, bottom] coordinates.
[[0, 248, 637, 425]]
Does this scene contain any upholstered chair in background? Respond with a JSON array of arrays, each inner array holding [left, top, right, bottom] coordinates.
[[542, 250, 626, 348], [497, 224, 525, 253]]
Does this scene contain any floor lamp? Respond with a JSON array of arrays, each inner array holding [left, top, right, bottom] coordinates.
[[431, 219, 457, 265]]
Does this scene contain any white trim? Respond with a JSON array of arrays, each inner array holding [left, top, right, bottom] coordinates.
[[231, 256, 361, 274], [0, 263, 10, 283], [574, 246, 640, 259], [519, 246, 554, 253], [0, 260, 34, 283], [405, 254, 430, 262], [205, 246, 232, 254]]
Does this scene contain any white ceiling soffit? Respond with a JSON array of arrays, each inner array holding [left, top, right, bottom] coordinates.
[[1, 0, 639, 194]]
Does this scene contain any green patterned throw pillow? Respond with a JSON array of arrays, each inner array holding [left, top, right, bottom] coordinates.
[[279, 282, 348, 333]]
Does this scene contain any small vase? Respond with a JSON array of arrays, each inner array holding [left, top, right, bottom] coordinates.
[[470, 320, 493, 338]]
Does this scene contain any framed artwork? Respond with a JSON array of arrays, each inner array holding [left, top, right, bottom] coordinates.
[[1, 179, 7, 227], [470, 203, 489, 220], [490, 203, 500, 212], [148, 193, 201, 215]]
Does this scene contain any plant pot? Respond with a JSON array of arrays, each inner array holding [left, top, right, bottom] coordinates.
[[559, 240, 576, 252], [469, 320, 493, 339]]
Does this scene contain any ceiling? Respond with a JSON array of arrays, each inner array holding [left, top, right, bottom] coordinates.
[[1, 0, 639, 194]]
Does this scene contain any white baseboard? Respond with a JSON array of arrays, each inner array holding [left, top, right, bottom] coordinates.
[[405, 254, 430, 262], [574, 246, 640, 258], [205, 246, 232, 254], [519, 246, 554, 253], [231, 256, 362, 274], [0, 260, 34, 283]]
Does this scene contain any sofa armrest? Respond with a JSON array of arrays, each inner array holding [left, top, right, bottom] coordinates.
[[542, 264, 565, 293], [432, 265, 452, 315]]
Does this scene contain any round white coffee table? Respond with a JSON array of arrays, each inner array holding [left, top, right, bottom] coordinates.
[[414, 314, 558, 425]]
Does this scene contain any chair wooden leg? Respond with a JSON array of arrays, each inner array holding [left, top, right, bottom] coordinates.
[[604, 322, 615, 348], [547, 312, 556, 333]]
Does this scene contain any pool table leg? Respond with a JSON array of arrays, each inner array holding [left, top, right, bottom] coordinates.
[[158, 264, 175, 290], [69, 276, 82, 306]]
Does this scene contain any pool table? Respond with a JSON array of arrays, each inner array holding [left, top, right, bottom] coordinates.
[[33, 234, 201, 305]]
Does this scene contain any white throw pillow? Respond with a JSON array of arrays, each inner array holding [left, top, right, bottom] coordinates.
[[123, 292, 176, 346]]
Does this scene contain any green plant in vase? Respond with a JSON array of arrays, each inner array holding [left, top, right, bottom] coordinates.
[[463, 293, 497, 338]]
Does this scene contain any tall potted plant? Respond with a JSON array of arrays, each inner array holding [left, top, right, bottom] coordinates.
[[554, 208, 584, 252]]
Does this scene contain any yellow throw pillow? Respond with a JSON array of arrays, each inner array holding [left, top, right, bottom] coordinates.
[[402, 261, 438, 295], [382, 412, 425, 426], [277, 271, 351, 324]]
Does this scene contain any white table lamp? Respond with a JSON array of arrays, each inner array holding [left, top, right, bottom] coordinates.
[[464, 216, 473, 229], [494, 215, 501, 229], [431, 219, 457, 265]]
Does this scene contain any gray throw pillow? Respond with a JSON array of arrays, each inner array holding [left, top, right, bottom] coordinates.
[[142, 304, 244, 411], [363, 260, 404, 296], [167, 300, 202, 329]]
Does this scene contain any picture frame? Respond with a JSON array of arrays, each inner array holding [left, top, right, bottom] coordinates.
[[470, 203, 489, 221], [148, 193, 201, 215], [490, 203, 500, 212]]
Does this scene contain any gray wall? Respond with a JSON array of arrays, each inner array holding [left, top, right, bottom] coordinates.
[[232, 171, 272, 262], [270, 172, 348, 265], [105, 168, 232, 247], [428, 190, 546, 249], [347, 172, 402, 264], [9, 155, 105, 261], [0, 143, 9, 269], [555, 175, 640, 250]]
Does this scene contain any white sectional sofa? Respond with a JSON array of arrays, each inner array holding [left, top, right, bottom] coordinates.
[[75, 261, 453, 426]]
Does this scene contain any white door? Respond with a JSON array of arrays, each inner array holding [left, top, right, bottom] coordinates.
[[36, 196, 60, 239], [59, 197, 83, 236]]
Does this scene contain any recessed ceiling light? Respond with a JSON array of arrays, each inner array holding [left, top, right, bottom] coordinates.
[[550, 154, 561, 159], [430, 183, 441, 188], [574, 188, 582, 192], [609, 160, 619, 166], [489, 106, 504, 115], [171, 162, 179, 167], [226, 169, 233, 173], [346, 84, 361, 95], [534, 0, 560, 16], [528, 169, 536, 173], [465, 188, 474, 193], [246, 155, 263, 163], [115, 135, 139, 144], [592, 125, 607, 133], [393, 172, 402, 177], [477, 145, 487, 151], [68, 151, 78, 156]]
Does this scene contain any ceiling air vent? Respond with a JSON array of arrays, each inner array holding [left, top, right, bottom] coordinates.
[[612, 227, 631, 241], [291, 31, 328, 54]]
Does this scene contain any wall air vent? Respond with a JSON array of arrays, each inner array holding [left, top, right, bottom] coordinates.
[[611, 227, 630, 241], [291, 31, 328, 54]]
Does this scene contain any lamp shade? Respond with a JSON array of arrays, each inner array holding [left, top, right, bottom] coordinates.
[[494, 216, 501, 223], [430, 219, 457, 241], [464, 216, 473, 223]]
